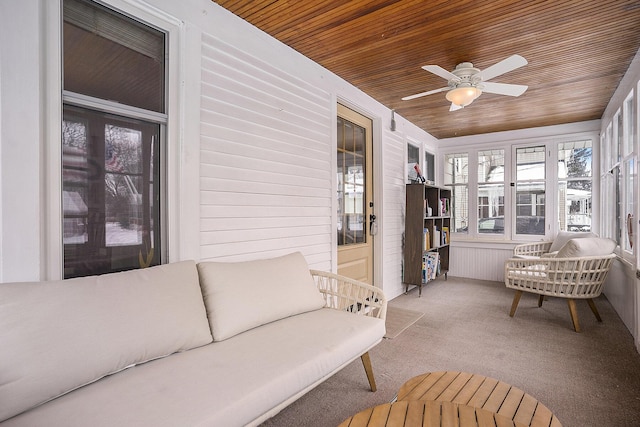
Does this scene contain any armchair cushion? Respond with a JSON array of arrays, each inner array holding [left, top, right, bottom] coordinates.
[[549, 230, 597, 252], [556, 237, 616, 258]]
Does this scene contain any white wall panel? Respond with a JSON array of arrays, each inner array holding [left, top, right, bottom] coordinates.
[[449, 245, 513, 282], [382, 129, 408, 299], [199, 33, 333, 268]]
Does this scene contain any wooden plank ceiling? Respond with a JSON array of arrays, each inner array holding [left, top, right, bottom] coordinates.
[[214, 0, 640, 139]]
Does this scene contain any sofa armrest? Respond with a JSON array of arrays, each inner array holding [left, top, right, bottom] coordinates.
[[513, 241, 553, 257], [310, 270, 387, 320]]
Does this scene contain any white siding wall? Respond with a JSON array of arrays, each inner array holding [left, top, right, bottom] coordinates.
[[449, 244, 514, 282], [199, 33, 333, 268], [382, 128, 407, 297]]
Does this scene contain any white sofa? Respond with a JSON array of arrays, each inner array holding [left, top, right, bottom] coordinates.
[[0, 252, 387, 426]]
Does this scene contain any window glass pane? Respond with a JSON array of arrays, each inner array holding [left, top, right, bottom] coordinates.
[[478, 184, 504, 233], [477, 150, 504, 234], [407, 143, 420, 182], [478, 149, 504, 182], [559, 141, 592, 178], [516, 146, 545, 180], [624, 94, 634, 156], [516, 146, 545, 235], [558, 141, 592, 232], [624, 158, 635, 251], [63, 105, 161, 278], [451, 186, 469, 233], [63, 0, 165, 113], [445, 153, 468, 233], [445, 153, 469, 184], [424, 151, 435, 183]]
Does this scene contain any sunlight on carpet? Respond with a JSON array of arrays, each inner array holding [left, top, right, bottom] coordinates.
[[384, 306, 425, 339]]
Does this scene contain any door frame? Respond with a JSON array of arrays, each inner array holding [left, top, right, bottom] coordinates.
[[333, 99, 383, 289]]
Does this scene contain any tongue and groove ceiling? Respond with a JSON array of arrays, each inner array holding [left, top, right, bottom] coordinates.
[[214, 1, 640, 139]]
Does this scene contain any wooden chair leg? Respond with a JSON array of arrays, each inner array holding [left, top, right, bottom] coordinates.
[[538, 295, 545, 307], [567, 299, 581, 332], [509, 291, 523, 317], [360, 352, 377, 392], [587, 298, 603, 322]]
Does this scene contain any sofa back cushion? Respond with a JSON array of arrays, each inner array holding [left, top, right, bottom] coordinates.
[[0, 261, 212, 422], [556, 237, 617, 258], [549, 230, 598, 252], [197, 252, 326, 341]]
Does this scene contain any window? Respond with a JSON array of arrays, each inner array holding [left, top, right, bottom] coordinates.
[[424, 151, 435, 183], [63, 0, 166, 278], [558, 141, 592, 232], [622, 93, 636, 253], [444, 153, 469, 232], [407, 142, 421, 182], [515, 146, 546, 235], [601, 124, 615, 240], [477, 150, 505, 234]]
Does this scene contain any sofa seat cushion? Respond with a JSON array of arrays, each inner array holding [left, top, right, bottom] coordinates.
[[0, 261, 213, 423], [197, 252, 326, 341], [0, 308, 385, 427]]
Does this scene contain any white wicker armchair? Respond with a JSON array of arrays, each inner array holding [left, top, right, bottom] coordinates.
[[505, 237, 616, 332], [310, 270, 387, 390], [513, 241, 553, 258]]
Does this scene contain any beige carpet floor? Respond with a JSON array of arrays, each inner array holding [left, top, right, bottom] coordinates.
[[260, 276, 640, 427]]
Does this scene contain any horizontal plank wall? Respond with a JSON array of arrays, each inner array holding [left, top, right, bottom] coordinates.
[[382, 128, 407, 298], [199, 33, 333, 269], [449, 245, 513, 282]]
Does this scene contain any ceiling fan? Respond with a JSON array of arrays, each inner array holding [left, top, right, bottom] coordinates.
[[402, 54, 528, 111]]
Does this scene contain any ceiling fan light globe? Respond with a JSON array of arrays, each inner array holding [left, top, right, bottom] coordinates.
[[446, 86, 482, 107]]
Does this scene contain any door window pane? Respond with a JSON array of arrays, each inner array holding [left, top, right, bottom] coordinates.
[[337, 117, 366, 246]]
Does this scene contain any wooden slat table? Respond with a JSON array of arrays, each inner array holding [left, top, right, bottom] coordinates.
[[338, 400, 528, 427], [396, 371, 563, 427]]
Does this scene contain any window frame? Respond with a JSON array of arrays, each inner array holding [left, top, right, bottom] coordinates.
[[44, 0, 187, 280], [444, 134, 598, 242]]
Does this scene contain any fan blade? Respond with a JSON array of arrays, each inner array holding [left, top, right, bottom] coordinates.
[[402, 87, 449, 101], [422, 65, 459, 81], [482, 82, 528, 97], [478, 54, 527, 81], [449, 103, 463, 112]]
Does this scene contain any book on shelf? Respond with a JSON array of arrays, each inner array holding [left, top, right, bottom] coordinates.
[[432, 226, 440, 248], [442, 226, 449, 245], [422, 251, 440, 282], [423, 228, 431, 251]]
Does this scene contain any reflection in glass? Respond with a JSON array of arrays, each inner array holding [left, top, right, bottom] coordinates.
[[337, 117, 366, 246], [62, 106, 160, 278], [516, 146, 545, 235], [558, 141, 592, 232]]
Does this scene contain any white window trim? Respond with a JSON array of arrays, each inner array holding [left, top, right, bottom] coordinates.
[[44, 0, 191, 280], [443, 131, 598, 243]]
